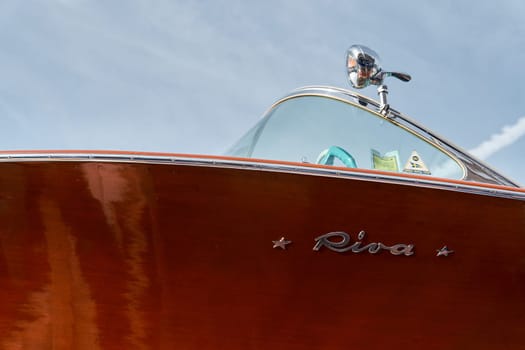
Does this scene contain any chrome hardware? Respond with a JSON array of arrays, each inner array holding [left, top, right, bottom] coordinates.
[[377, 85, 390, 116], [313, 231, 414, 256], [272, 237, 292, 250], [436, 246, 454, 257], [346, 45, 381, 89], [346, 45, 411, 116]]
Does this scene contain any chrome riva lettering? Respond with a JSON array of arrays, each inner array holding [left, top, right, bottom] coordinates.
[[313, 231, 414, 256]]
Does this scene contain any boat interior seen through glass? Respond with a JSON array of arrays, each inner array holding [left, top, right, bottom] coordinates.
[[227, 95, 465, 180]]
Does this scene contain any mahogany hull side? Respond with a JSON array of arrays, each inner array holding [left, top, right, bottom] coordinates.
[[0, 161, 523, 349]]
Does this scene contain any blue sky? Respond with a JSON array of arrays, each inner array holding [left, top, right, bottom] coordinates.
[[1, 0, 524, 185]]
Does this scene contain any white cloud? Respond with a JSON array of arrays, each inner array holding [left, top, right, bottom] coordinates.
[[469, 117, 525, 160]]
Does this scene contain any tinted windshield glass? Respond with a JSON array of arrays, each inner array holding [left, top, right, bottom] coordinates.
[[228, 95, 464, 180]]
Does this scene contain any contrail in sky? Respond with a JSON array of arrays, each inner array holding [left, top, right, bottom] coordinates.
[[469, 117, 525, 160]]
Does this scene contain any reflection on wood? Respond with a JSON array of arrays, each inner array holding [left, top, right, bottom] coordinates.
[[83, 164, 152, 349], [40, 198, 100, 349], [0, 161, 523, 349]]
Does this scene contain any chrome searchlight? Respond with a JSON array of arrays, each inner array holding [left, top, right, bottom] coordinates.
[[346, 44, 411, 116], [346, 45, 382, 89]]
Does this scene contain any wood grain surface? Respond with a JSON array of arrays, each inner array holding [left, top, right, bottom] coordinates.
[[0, 161, 523, 349]]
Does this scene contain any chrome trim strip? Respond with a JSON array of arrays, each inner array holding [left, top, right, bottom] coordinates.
[[0, 153, 523, 201]]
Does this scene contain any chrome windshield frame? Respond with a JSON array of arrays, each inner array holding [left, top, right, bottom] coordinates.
[[267, 86, 520, 187]]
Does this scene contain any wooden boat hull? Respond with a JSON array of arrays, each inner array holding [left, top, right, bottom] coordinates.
[[0, 160, 524, 349]]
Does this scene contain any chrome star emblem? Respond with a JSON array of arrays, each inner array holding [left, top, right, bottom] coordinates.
[[272, 237, 292, 250], [436, 246, 454, 257]]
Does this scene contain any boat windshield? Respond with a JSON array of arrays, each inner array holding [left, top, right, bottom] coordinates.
[[227, 95, 465, 180]]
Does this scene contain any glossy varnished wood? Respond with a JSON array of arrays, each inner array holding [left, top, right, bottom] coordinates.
[[0, 161, 523, 349]]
